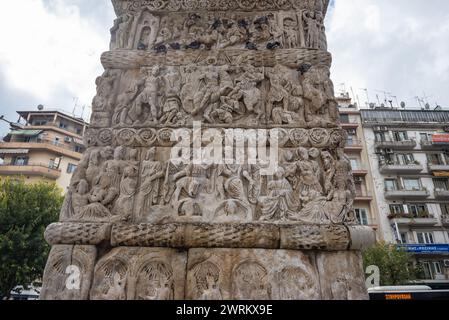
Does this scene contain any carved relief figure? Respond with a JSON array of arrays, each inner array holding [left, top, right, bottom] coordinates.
[[296, 147, 323, 204], [111, 166, 138, 221], [136, 262, 174, 300], [279, 267, 319, 300], [135, 148, 164, 218], [193, 261, 223, 300], [232, 261, 271, 300], [91, 260, 128, 300], [132, 66, 162, 124], [259, 167, 299, 221]]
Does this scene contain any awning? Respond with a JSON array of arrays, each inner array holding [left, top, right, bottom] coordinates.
[[9, 130, 43, 136], [0, 149, 29, 155]]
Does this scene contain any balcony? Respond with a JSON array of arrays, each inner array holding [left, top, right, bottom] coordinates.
[[375, 139, 417, 150], [340, 119, 359, 129], [434, 190, 449, 199], [345, 139, 363, 152], [0, 140, 82, 160], [355, 192, 373, 202], [421, 140, 445, 150], [442, 215, 449, 226], [388, 213, 438, 226], [379, 163, 423, 174], [384, 188, 430, 200], [352, 168, 369, 176], [428, 164, 449, 173], [0, 163, 61, 179]]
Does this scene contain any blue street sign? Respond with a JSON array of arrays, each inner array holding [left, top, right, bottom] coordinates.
[[398, 244, 449, 254]]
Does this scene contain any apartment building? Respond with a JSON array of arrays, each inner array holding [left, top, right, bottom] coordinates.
[[0, 108, 88, 192], [361, 107, 449, 281], [337, 93, 380, 232]]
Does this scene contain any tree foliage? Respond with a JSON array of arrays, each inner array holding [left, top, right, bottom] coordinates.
[[363, 242, 423, 286], [0, 178, 63, 299]]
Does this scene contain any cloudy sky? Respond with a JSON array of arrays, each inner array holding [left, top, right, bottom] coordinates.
[[0, 0, 448, 136]]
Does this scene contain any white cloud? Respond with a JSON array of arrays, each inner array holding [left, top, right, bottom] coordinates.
[[327, 0, 449, 108], [0, 0, 112, 117]]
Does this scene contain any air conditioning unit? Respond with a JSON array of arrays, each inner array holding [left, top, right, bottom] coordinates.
[[386, 149, 394, 154], [64, 136, 72, 143], [444, 260, 449, 268], [373, 126, 381, 131], [381, 126, 389, 131]]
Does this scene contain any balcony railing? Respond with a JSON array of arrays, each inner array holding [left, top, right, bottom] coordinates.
[[388, 212, 438, 226], [379, 162, 423, 174], [345, 139, 363, 151], [0, 140, 84, 159], [0, 162, 61, 179], [384, 188, 430, 199], [375, 139, 417, 149], [428, 163, 449, 172], [434, 190, 449, 199]]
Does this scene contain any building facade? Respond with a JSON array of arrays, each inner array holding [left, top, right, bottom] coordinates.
[[337, 94, 380, 233], [361, 108, 449, 281], [0, 109, 88, 192]]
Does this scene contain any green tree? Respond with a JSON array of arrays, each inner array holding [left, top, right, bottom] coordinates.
[[0, 178, 63, 299], [363, 242, 423, 286]]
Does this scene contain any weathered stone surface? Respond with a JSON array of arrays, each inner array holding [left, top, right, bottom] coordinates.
[[111, 223, 186, 247], [40, 245, 97, 300], [45, 222, 111, 245], [316, 251, 369, 300], [42, 0, 373, 300], [186, 248, 321, 300], [280, 224, 349, 250], [90, 247, 187, 300], [348, 225, 377, 251]]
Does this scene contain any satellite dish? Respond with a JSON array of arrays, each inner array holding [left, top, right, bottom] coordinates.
[[400, 101, 406, 108], [37, 104, 44, 111], [381, 103, 385, 108], [369, 103, 375, 109], [425, 103, 430, 110]]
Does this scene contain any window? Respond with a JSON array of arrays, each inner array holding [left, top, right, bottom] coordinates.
[[350, 159, 360, 170], [355, 209, 369, 225], [67, 163, 77, 174], [396, 153, 415, 165], [53, 136, 61, 146], [385, 179, 398, 191], [427, 154, 442, 165], [74, 145, 83, 153], [76, 128, 82, 135], [440, 204, 449, 216], [407, 204, 428, 218], [59, 122, 68, 129], [393, 131, 408, 141], [12, 156, 29, 166], [416, 232, 434, 244], [400, 232, 408, 244], [390, 204, 404, 215], [420, 133, 431, 142], [375, 131, 387, 142], [402, 178, 421, 191], [434, 179, 449, 191], [340, 114, 349, 123]]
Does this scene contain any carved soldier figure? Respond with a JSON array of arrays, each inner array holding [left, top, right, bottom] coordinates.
[[131, 66, 162, 124], [135, 148, 165, 218]]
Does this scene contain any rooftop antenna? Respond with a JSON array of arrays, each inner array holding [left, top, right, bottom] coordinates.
[[80, 105, 87, 120], [376, 94, 381, 106], [72, 97, 79, 116], [360, 88, 370, 107], [415, 96, 423, 108], [390, 95, 399, 108]]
